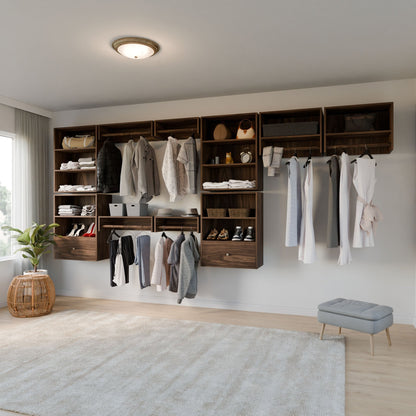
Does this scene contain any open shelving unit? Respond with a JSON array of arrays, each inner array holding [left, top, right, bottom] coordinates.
[[259, 108, 323, 158], [153, 117, 200, 139], [324, 102, 393, 155]]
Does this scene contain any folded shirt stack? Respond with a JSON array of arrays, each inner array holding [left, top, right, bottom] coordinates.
[[229, 179, 256, 189], [78, 157, 96, 170], [58, 185, 97, 192], [203, 179, 256, 190], [60, 161, 80, 170], [81, 205, 96, 216], [202, 181, 229, 189], [58, 205, 81, 216]]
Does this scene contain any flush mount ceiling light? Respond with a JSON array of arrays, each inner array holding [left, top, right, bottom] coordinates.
[[112, 37, 160, 60]]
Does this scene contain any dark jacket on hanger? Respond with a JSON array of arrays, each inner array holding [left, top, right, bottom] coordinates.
[[97, 140, 122, 193]]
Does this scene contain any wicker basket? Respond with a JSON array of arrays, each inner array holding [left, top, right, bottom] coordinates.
[[228, 208, 250, 217], [7, 274, 55, 318], [206, 208, 227, 217]]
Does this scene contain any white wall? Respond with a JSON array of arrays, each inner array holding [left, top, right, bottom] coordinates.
[[50, 79, 416, 325], [0, 103, 14, 133]]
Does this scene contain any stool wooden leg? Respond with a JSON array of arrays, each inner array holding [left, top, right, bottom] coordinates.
[[385, 327, 392, 346], [338, 327, 342, 334], [320, 323, 326, 340], [370, 334, 374, 356]]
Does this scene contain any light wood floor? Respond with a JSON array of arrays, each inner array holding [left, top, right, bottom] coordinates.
[[1, 296, 415, 416]]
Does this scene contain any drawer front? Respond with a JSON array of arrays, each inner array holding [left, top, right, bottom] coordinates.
[[201, 241, 257, 269], [54, 237, 97, 261]]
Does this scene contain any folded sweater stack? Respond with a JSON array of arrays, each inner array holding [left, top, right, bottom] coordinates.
[[81, 205, 96, 216], [58, 185, 97, 192]]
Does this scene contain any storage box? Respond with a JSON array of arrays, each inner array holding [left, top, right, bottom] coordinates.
[[228, 208, 251, 217], [206, 208, 227, 217], [126, 203, 148, 216], [262, 121, 318, 137], [109, 203, 126, 216]]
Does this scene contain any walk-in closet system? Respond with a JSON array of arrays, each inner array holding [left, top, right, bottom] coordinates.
[[53, 102, 393, 268]]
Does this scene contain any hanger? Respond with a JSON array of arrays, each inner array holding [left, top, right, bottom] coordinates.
[[303, 149, 312, 168], [351, 144, 375, 164], [106, 229, 121, 244], [285, 151, 298, 165]]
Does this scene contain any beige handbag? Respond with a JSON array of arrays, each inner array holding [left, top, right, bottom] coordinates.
[[236, 119, 256, 139], [213, 123, 232, 141], [62, 135, 95, 149]]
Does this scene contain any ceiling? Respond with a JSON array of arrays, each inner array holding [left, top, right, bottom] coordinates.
[[1, 0, 416, 112]]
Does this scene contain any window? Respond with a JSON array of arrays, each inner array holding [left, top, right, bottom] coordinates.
[[0, 133, 13, 258]]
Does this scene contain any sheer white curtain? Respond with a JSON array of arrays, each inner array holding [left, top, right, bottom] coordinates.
[[13, 109, 50, 273]]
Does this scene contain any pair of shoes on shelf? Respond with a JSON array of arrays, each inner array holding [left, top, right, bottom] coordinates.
[[66, 223, 95, 237], [83, 223, 95, 237], [232, 226, 254, 242], [206, 228, 230, 240]]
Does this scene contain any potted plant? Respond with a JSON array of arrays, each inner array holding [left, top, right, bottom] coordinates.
[[1, 222, 59, 317], [2, 222, 59, 273]]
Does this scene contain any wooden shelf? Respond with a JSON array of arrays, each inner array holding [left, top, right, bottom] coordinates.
[[324, 102, 393, 155], [202, 163, 255, 168], [154, 216, 200, 233], [202, 216, 254, 220], [54, 169, 96, 173], [55, 148, 96, 153], [100, 131, 150, 138], [261, 134, 321, 141], [55, 216, 96, 219], [325, 130, 391, 137], [202, 138, 255, 145], [98, 216, 153, 232]]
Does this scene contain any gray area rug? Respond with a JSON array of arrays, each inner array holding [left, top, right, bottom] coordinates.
[[0, 310, 345, 416]]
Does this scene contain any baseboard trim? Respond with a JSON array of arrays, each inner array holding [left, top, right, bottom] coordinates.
[[55, 290, 415, 325]]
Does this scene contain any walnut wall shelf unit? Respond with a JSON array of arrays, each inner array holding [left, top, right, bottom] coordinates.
[[53, 102, 393, 266]]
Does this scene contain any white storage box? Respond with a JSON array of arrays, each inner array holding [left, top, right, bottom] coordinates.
[[126, 203, 148, 216], [109, 203, 126, 216]]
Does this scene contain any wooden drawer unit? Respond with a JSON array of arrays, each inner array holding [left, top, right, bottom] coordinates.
[[54, 236, 98, 261], [201, 241, 257, 269]]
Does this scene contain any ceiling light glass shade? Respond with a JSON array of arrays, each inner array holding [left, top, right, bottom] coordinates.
[[112, 37, 160, 60]]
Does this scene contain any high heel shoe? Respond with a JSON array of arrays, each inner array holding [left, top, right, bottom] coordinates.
[[66, 223, 78, 237], [83, 223, 95, 237], [74, 223, 85, 237]]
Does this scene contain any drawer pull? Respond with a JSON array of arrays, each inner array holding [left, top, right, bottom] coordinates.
[[225, 252, 230, 256], [72, 247, 76, 251]]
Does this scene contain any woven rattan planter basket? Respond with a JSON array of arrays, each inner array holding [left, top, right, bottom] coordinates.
[[7, 274, 55, 318]]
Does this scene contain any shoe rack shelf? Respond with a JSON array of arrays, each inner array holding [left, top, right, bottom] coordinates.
[[200, 192, 263, 269]]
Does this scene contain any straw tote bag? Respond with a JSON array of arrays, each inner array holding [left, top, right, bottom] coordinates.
[[62, 135, 95, 149], [213, 123, 232, 140]]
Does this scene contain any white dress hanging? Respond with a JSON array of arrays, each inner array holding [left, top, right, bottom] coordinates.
[[338, 152, 352, 265], [298, 160, 316, 264], [352, 158, 382, 248]]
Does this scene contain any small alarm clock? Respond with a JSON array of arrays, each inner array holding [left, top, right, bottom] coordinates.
[[240, 150, 253, 164]]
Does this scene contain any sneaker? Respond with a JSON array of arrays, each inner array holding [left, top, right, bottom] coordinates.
[[217, 228, 229, 240], [232, 226, 243, 241], [243, 226, 255, 241], [206, 228, 219, 240]]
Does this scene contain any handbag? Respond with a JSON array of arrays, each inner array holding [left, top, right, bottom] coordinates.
[[236, 119, 256, 139], [213, 123, 232, 141], [62, 135, 95, 149]]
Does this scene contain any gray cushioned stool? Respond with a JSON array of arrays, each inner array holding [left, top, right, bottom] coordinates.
[[318, 298, 393, 355]]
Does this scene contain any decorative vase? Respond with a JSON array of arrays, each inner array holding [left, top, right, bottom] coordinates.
[[7, 273, 55, 318]]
